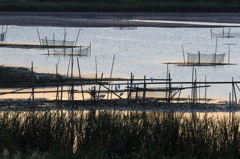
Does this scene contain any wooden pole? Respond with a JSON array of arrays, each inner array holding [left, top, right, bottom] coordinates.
[[77, 57, 84, 101], [97, 73, 104, 101], [214, 37, 218, 63], [168, 72, 171, 103], [166, 64, 168, 102], [143, 75, 146, 104], [198, 51, 200, 65], [107, 54, 115, 100], [31, 61, 35, 108], [95, 57, 98, 82], [74, 28, 81, 46], [53, 33, 55, 55], [37, 28, 41, 45], [177, 85, 182, 103], [71, 47, 74, 107], [45, 36, 49, 55], [128, 72, 133, 99], [228, 44, 230, 64]]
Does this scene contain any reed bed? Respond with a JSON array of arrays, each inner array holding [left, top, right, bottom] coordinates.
[[0, 110, 240, 158]]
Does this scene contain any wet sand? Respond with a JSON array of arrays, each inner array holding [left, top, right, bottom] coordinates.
[[1, 12, 240, 27]]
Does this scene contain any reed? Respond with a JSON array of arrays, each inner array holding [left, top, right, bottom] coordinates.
[[0, 110, 240, 158]]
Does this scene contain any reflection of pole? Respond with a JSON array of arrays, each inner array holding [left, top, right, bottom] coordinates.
[[228, 44, 230, 64], [214, 37, 218, 63], [182, 45, 185, 64]]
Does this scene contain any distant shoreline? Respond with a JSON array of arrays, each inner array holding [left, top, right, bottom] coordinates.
[[1, 12, 240, 27]]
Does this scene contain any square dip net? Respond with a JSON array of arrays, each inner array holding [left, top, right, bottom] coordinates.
[[0, 32, 6, 41], [52, 45, 91, 56], [187, 53, 225, 64]]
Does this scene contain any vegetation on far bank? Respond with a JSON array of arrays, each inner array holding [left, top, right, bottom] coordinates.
[[1, 0, 240, 12]]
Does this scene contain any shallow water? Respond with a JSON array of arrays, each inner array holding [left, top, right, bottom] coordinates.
[[1, 26, 240, 102]]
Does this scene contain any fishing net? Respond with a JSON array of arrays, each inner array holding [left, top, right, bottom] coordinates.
[[41, 39, 75, 46], [53, 46, 91, 56], [211, 31, 240, 38], [187, 53, 225, 64], [0, 32, 6, 41]]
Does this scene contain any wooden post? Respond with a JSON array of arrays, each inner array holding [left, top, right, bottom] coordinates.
[[53, 33, 55, 55], [71, 48, 74, 107], [198, 51, 200, 65], [45, 36, 49, 55], [168, 72, 171, 103], [128, 72, 133, 99], [143, 75, 146, 104], [177, 85, 182, 103], [31, 61, 35, 108], [95, 57, 98, 82], [204, 75, 207, 103], [97, 73, 104, 101], [107, 54, 115, 100], [166, 64, 168, 102]]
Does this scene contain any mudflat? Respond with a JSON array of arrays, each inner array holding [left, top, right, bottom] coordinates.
[[1, 12, 240, 27]]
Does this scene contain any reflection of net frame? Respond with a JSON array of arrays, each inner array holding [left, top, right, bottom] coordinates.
[[187, 52, 225, 64]]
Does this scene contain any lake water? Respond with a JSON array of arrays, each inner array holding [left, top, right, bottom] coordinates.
[[1, 25, 240, 102]]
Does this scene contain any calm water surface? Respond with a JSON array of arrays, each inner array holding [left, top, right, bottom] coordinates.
[[1, 26, 240, 102]]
